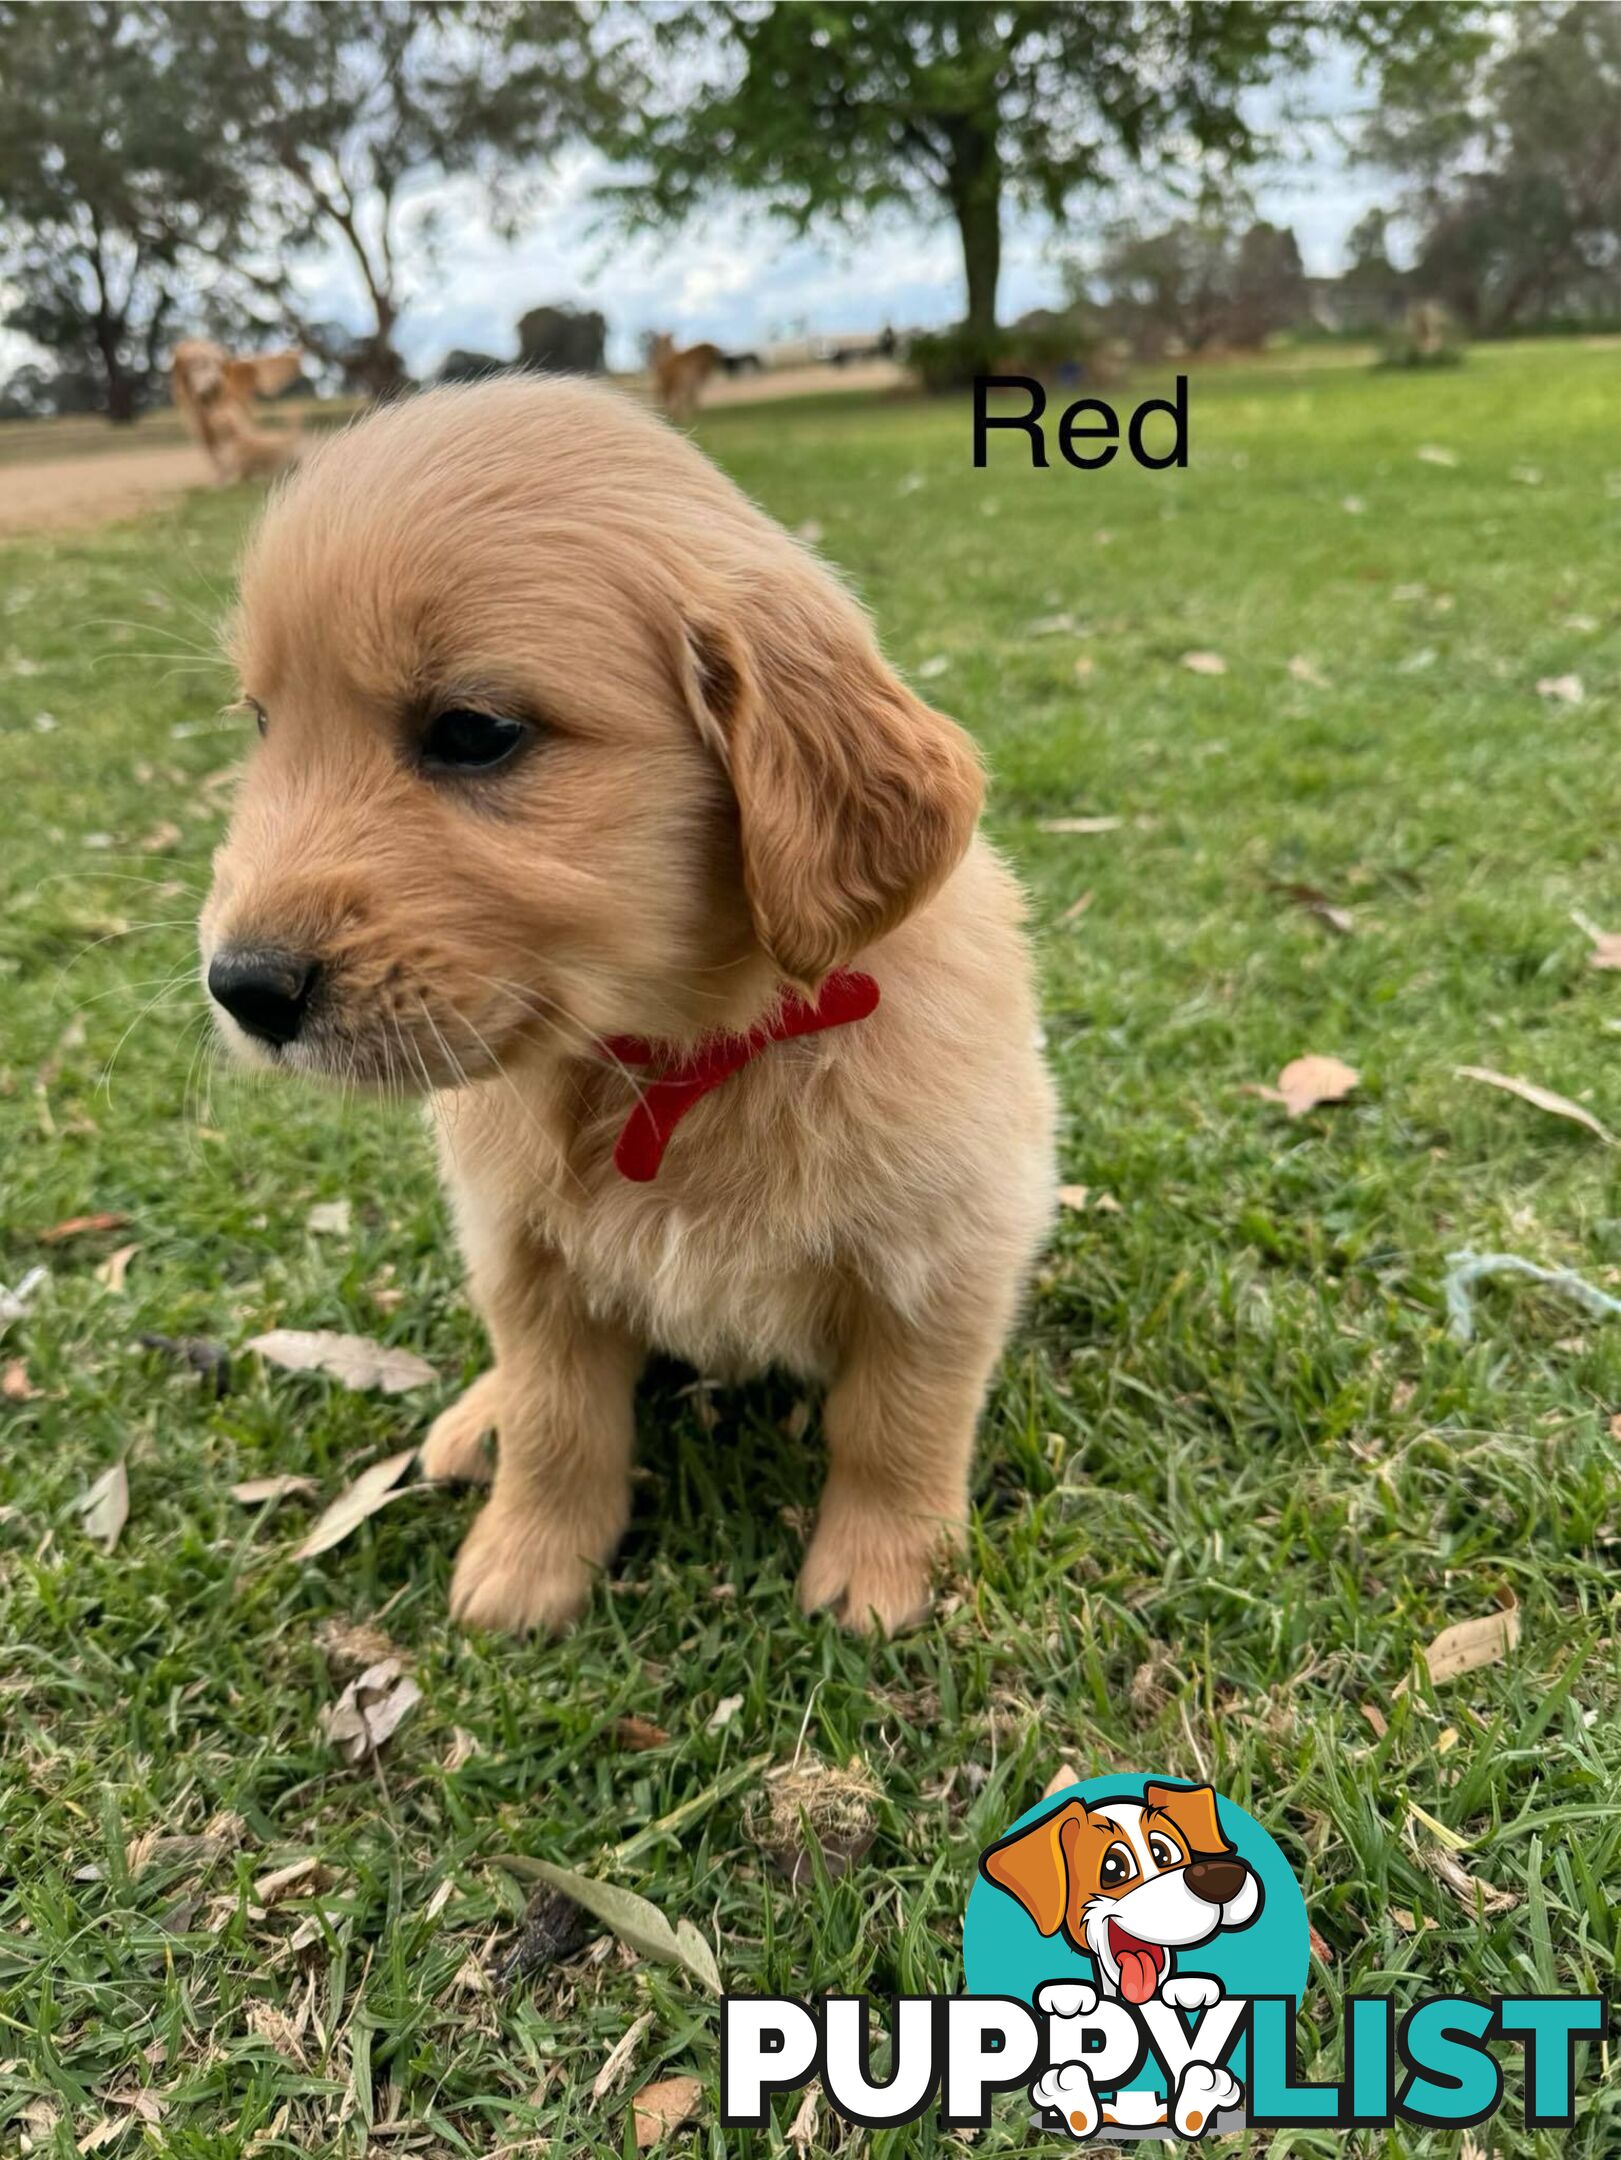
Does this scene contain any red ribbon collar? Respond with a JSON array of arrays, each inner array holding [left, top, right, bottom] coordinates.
[[601, 968, 880, 1182]]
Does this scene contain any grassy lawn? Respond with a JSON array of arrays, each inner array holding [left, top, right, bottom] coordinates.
[[3, 341, 1620, 2157]]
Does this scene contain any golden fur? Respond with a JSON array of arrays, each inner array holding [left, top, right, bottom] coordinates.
[[171, 338, 303, 484], [201, 376, 1056, 1636], [648, 331, 723, 421]]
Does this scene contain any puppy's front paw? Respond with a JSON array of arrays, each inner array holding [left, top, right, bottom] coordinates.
[[449, 1503, 601, 1636], [421, 1371, 500, 1485], [797, 1508, 944, 1636], [1160, 1974, 1222, 2013], [1173, 2062, 1241, 2138]]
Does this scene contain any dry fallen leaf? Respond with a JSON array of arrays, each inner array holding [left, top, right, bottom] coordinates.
[[1453, 1065, 1614, 1146], [1419, 1841, 1518, 1916], [632, 2074, 703, 2148], [1537, 673, 1583, 705], [1421, 1600, 1520, 1685], [76, 2117, 123, 2153], [3, 1358, 40, 1401], [305, 1199, 352, 1237], [1056, 1185, 1090, 1211], [914, 653, 951, 681], [1039, 815, 1123, 835], [245, 2001, 307, 2066], [245, 1328, 435, 1394], [321, 1656, 422, 1763], [38, 1211, 130, 1244], [1268, 879, 1354, 936], [706, 1693, 744, 1735], [616, 1714, 673, 1752], [1043, 1763, 1082, 1799], [229, 1474, 319, 1506], [1060, 889, 1095, 924], [442, 1725, 481, 1772], [139, 820, 182, 853], [78, 1461, 129, 1553], [1180, 650, 1228, 675], [1270, 1055, 1360, 1117], [95, 1243, 140, 1293], [1585, 929, 1621, 971], [253, 1855, 336, 1906], [1417, 444, 1459, 467], [504, 1859, 722, 1993], [594, 2009, 655, 2101], [294, 1448, 419, 1559], [1287, 654, 1329, 688]]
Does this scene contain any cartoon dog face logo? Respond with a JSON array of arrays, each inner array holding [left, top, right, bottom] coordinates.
[[979, 1782, 1262, 2005]]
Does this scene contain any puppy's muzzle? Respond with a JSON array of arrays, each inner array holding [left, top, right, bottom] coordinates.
[[1183, 1857, 1248, 1907], [208, 946, 320, 1047]]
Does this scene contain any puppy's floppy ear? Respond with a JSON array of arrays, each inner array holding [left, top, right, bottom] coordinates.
[[1145, 1782, 1229, 1856], [679, 602, 983, 987], [979, 1802, 1081, 1936]]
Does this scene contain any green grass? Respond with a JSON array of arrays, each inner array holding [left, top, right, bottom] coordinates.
[[3, 342, 1621, 2157]]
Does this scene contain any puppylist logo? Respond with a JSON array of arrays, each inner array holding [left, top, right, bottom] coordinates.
[[721, 1773, 1606, 2140]]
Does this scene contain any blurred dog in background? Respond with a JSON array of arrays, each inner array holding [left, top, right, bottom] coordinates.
[[171, 340, 304, 484], [648, 331, 723, 421]]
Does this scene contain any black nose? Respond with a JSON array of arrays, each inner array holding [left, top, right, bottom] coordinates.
[[207, 947, 319, 1046], [1184, 1857, 1247, 1907]]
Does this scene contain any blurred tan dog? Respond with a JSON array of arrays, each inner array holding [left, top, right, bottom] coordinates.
[[171, 339, 303, 484], [649, 331, 723, 421], [200, 378, 1055, 1637]]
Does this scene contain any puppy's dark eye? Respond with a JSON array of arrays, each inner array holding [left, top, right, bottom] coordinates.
[[422, 707, 527, 772], [1148, 1834, 1181, 1870], [245, 697, 267, 737], [1100, 1843, 1135, 1888]]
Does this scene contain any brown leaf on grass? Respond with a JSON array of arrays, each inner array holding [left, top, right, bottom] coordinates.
[[78, 1461, 128, 1553], [253, 1855, 336, 1906], [305, 1199, 352, 1237], [1057, 1184, 1090, 1211], [3, 1359, 40, 1401], [632, 2075, 703, 2148], [1453, 1065, 1615, 1146], [443, 1726, 481, 1772], [320, 1656, 422, 1763], [245, 1329, 435, 1394], [76, 2117, 123, 2153], [1287, 655, 1329, 688], [1421, 1599, 1520, 1685], [1308, 1922, 1334, 1964], [1361, 1702, 1389, 1739], [1586, 930, 1621, 971], [1060, 889, 1095, 924], [229, 1474, 318, 1505], [616, 1714, 672, 1752], [1039, 815, 1123, 835], [1267, 1055, 1361, 1117], [1180, 650, 1228, 675], [138, 820, 182, 853], [316, 1614, 400, 1675], [593, 2009, 655, 2100], [294, 1448, 418, 1559], [1043, 1763, 1082, 1799], [1392, 1906, 1438, 1934], [95, 1244, 139, 1293], [38, 1211, 130, 1243], [1268, 879, 1354, 936]]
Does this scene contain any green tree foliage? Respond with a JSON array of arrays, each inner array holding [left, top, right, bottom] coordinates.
[[187, 1, 626, 397], [1376, 3, 1621, 332], [621, 3, 1483, 357], [0, 2, 253, 419]]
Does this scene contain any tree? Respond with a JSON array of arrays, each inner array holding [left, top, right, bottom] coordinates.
[[620, 3, 1483, 359], [1093, 215, 1305, 355], [189, 1, 627, 397], [1375, 4, 1621, 332], [0, 2, 252, 420]]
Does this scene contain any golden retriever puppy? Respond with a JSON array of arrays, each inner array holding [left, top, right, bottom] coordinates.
[[649, 331, 724, 421], [171, 338, 303, 484], [200, 378, 1056, 1636]]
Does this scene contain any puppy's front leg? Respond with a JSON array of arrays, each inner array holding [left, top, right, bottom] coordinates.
[[799, 1297, 1004, 1636], [448, 1240, 641, 1637]]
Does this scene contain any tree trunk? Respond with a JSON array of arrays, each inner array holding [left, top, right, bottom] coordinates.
[[95, 321, 135, 425], [957, 185, 1002, 348]]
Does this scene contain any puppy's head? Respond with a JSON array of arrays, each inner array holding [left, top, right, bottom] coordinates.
[[979, 1783, 1262, 2003], [200, 378, 982, 1089]]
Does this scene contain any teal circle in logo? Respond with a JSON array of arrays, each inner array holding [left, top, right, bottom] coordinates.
[[963, 1773, 1309, 2013]]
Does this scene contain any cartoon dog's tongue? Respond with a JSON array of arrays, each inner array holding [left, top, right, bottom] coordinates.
[[1108, 1924, 1163, 2004]]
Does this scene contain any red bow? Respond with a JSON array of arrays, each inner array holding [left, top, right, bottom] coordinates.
[[601, 969, 880, 1181]]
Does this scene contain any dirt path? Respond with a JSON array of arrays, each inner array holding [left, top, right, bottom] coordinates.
[[0, 361, 910, 538], [0, 443, 213, 536]]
